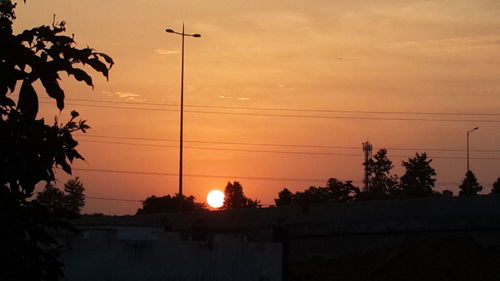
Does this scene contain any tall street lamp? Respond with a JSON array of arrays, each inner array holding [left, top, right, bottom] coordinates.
[[466, 127, 479, 172], [165, 24, 201, 211]]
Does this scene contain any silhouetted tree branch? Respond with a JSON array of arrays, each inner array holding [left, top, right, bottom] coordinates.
[[0, 1, 112, 280]]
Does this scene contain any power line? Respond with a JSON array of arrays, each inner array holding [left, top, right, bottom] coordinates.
[[86, 196, 142, 203], [72, 167, 462, 186], [76, 134, 500, 153], [73, 168, 329, 182], [41, 97, 500, 117], [79, 139, 500, 160], [40, 101, 500, 123]]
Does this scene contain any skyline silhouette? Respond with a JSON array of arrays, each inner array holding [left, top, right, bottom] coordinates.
[[11, 0, 500, 215]]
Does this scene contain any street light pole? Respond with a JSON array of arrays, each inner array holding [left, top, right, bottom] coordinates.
[[166, 24, 201, 211], [466, 127, 479, 172]]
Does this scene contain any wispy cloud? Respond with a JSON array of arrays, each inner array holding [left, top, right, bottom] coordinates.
[[115, 91, 144, 102], [217, 95, 250, 101], [155, 49, 180, 55]]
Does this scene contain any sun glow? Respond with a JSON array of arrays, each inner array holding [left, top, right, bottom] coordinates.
[[206, 190, 224, 208]]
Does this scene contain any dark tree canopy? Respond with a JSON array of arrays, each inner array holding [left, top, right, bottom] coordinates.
[[491, 178, 500, 195], [399, 153, 436, 198], [274, 178, 359, 206], [63, 177, 85, 214], [441, 190, 454, 198], [359, 149, 398, 200], [458, 170, 483, 196], [326, 178, 360, 202], [223, 181, 261, 209], [275, 188, 294, 206], [36, 177, 86, 215], [137, 194, 207, 214], [36, 182, 65, 212], [0, 1, 113, 114], [0, 1, 113, 280]]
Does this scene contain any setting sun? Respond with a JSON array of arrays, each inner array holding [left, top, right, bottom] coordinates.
[[206, 190, 224, 208]]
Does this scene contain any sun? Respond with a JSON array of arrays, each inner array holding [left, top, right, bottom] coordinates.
[[206, 190, 224, 208]]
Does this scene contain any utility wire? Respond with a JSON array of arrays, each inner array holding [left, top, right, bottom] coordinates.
[[79, 139, 500, 160], [72, 167, 462, 186], [40, 101, 500, 123], [74, 168, 332, 182], [76, 134, 500, 153], [86, 196, 142, 203], [41, 97, 500, 117]]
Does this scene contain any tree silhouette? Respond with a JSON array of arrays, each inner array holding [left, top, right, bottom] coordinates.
[[0, 1, 112, 280], [222, 181, 261, 209], [36, 177, 86, 215], [326, 178, 360, 202], [137, 194, 207, 214], [359, 149, 398, 200], [63, 177, 85, 214], [399, 153, 436, 198], [491, 178, 500, 194], [458, 170, 483, 196], [441, 190, 454, 197], [275, 188, 294, 206], [36, 182, 66, 212], [274, 178, 360, 206]]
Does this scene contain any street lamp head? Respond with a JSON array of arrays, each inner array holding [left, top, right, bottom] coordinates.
[[474, 127, 479, 130], [192, 34, 201, 38], [165, 28, 175, 33]]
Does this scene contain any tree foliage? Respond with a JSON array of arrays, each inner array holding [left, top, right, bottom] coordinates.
[[399, 153, 437, 198], [1, 1, 113, 115], [136, 194, 207, 214], [223, 181, 261, 209], [441, 190, 454, 198], [359, 149, 398, 200], [274, 178, 359, 206], [491, 178, 500, 195], [0, 1, 113, 280], [458, 170, 483, 196], [275, 188, 294, 206], [36, 177, 86, 215]]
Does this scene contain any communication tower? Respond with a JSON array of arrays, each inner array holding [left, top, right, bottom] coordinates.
[[362, 141, 373, 192]]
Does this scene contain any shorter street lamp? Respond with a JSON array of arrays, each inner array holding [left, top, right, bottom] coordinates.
[[466, 127, 479, 172], [466, 127, 479, 196]]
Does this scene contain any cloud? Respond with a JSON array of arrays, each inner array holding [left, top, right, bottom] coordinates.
[[155, 49, 180, 55], [217, 95, 250, 101], [115, 91, 144, 102]]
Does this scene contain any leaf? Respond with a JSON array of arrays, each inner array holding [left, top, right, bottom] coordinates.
[[87, 58, 109, 80], [66, 149, 84, 163], [0, 96, 15, 107], [66, 68, 93, 88], [54, 35, 74, 45], [56, 152, 72, 175], [63, 132, 78, 149], [18, 79, 39, 120], [95, 52, 114, 68], [40, 73, 65, 110]]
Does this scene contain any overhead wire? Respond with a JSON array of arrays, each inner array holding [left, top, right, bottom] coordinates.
[[39, 100, 500, 123], [72, 167, 462, 187], [76, 133, 500, 153], [78, 139, 500, 160], [41, 97, 500, 116]]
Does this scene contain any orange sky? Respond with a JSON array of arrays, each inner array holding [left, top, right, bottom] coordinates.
[[13, 0, 500, 214]]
